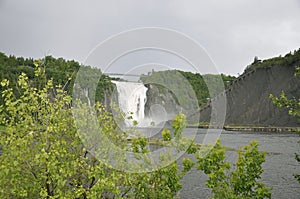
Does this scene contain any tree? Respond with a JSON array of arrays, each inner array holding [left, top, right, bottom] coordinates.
[[0, 66, 185, 198], [196, 139, 272, 199], [0, 53, 114, 106], [0, 65, 271, 198]]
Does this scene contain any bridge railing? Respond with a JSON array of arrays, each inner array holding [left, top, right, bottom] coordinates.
[[103, 73, 142, 77]]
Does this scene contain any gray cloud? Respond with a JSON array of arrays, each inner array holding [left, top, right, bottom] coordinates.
[[0, 0, 299, 75]]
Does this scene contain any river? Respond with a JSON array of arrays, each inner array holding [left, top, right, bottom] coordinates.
[[178, 129, 300, 199]]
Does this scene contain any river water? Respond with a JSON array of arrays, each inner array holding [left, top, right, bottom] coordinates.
[[178, 129, 300, 199]]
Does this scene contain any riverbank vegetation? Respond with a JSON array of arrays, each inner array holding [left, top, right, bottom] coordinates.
[[196, 139, 271, 199], [0, 66, 272, 198]]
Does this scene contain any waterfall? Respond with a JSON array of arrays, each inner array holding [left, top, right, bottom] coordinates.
[[112, 81, 148, 126], [83, 88, 91, 106]]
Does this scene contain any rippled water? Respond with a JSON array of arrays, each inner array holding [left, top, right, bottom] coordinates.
[[179, 129, 300, 199]]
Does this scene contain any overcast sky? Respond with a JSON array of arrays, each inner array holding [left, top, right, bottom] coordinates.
[[0, 0, 300, 75]]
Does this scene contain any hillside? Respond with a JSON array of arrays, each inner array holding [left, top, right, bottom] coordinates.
[[140, 70, 236, 108], [0, 52, 235, 110], [196, 49, 300, 127], [0, 53, 115, 106], [1, 50, 299, 127]]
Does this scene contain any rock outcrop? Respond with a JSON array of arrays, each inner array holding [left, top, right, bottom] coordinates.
[[197, 64, 300, 127], [144, 84, 181, 120]]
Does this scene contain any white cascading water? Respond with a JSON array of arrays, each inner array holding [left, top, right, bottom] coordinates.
[[112, 81, 148, 127]]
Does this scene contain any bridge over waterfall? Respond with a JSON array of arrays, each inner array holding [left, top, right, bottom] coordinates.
[[103, 73, 142, 77], [103, 73, 143, 82]]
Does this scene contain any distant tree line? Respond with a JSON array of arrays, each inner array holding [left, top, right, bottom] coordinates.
[[245, 48, 300, 72], [0, 52, 115, 105], [0, 52, 236, 108], [4, 48, 300, 109], [140, 70, 236, 107]]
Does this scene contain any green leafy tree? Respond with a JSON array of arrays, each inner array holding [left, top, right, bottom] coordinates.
[[0, 52, 114, 105], [162, 129, 171, 141], [0, 63, 273, 198], [0, 66, 188, 198], [0, 69, 125, 198], [140, 70, 236, 108], [196, 139, 271, 199]]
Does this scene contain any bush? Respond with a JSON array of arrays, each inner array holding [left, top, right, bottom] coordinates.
[[196, 139, 272, 199]]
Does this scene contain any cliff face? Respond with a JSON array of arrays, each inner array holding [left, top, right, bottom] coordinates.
[[144, 84, 181, 120], [198, 65, 300, 127]]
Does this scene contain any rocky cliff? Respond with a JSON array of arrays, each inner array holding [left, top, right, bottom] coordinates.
[[144, 84, 182, 120], [197, 64, 300, 127]]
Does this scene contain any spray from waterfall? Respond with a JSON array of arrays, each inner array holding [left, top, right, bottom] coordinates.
[[112, 81, 169, 127]]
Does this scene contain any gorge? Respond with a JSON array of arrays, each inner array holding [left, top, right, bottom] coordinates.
[[0, 50, 300, 128]]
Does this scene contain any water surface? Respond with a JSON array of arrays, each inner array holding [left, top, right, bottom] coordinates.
[[179, 129, 300, 199]]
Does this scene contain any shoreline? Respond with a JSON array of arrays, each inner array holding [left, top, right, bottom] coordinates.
[[186, 125, 300, 133]]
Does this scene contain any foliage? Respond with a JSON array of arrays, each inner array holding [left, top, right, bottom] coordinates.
[[0, 63, 272, 198], [270, 66, 300, 183], [0, 66, 197, 198], [245, 48, 300, 72], [270, 90, 300, 119], [140, 70, 199, 111], [0, 69, 119, 198], [0, 52, 114, 105], [162, 129, 171, 141], [140, 70, 236, 108], [172, 112, 186, 142], [0, 52, 237, 109], [196, 139, 271, 199]]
